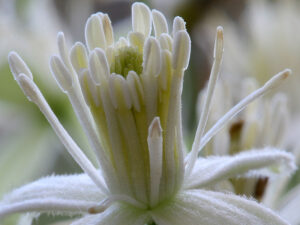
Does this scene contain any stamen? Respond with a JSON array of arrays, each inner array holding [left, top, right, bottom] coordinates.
[[152, 9, 168, 37], [128, 32, 145, 52], [127, 71, 144, 112], [143, 37, 161, 76], [89, 48, 110, 84], [14, 74, 108, 193], [108, 74, 132, 109], [8, 52, 32, 79], [186, 69, 291, 167], [57, 32, 72, 69], [50, 56, 73, 93], [172, 16, 186, 37], [102, 14, 114, 46], [132, 2, 152, 38], [159, 34, 173, 51], [148, 117, 163, 207], [172, 30, 191, 70], [185, 26, 223, 177], [78, 69, 100, 107], [70, 42, 89, 73], [85, 14, 106, 51], [159, 50, 172, 91]]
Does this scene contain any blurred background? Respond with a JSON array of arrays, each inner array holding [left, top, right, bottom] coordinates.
[[1, 0, 300, 224]]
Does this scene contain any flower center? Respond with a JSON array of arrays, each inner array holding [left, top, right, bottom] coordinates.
[[110, 46, 143, 77]]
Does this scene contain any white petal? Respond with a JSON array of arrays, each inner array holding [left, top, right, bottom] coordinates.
[[277, 183, 300, 225], [186, 148, 296, 189], [0, 174, 104, 218], [71, 204, 150, 225], [151, 190, 289, 225]]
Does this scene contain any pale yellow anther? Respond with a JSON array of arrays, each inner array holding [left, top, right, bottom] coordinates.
[[16, 74, 39, 103], [172, 30, 191, 70], [78, 69, 100, 107], [89, 48, 110, 84], [214, 26, 224, 61], [128, 32, 145, 52], [50, 56, 73, 92], [263, 69, 291, 90], [143, 37, 161, 76], [102, 14, 114, 46], [109, 74, 132, 109], [8, 52, 33, 79], [152, 9, 168, 37], [132, 2, 152, 37], [85, 14, 106, 51], [70, 42, 88, 73], [159, 34, 173, 51], [115, 37, 128, 49], [57, 32, 70, 67], [127, 71, 144, 111], [172, 16, 186, 37]]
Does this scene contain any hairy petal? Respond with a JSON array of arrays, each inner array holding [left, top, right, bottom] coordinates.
[[0, 174, 104, 218], [71, 204, 150, 225], [151, 190, 289, 225], [277, 184, 300, 225], [185, 148, 296, 189]]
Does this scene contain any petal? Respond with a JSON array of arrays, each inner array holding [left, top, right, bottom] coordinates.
[[71, 204, 150, 225], [0, 174, 104, 218], [277, 184, 300, 224], [151, 190, 288, 225], [185, 148, 296, 189]]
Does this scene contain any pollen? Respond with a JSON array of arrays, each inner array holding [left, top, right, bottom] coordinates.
[[110, 46, 143, 77]]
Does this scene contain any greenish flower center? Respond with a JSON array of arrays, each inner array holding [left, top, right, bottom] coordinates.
[[110, 46, 143, 77]]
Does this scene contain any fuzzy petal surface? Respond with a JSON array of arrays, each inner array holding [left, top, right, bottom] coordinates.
[[0, 173, 104, 218], [151, 190, 289, 225], [186, 148, 295, 189]]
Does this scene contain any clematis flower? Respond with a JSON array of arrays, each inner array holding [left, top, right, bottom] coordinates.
[[0, 2, 296, 225]]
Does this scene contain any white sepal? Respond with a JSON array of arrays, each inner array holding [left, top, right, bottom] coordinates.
[[189, 69, 291, 158], [0, 174, 103, 218], [186, 148, 296, 189], [71, 204, 150, 225], [151, 190, 289, 225]]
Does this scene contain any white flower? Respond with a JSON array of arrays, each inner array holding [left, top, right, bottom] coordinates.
[[0, 2, 296, 225]]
